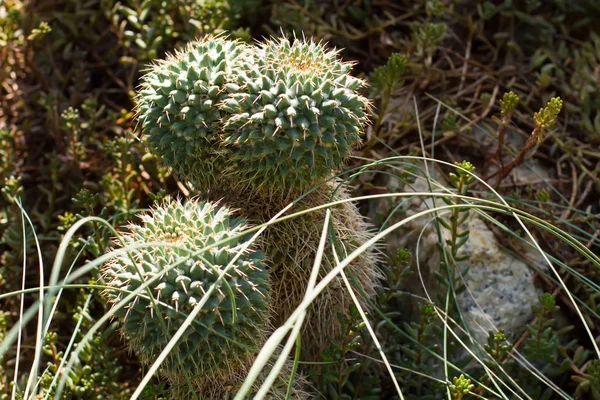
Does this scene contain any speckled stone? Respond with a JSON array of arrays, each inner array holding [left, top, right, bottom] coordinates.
[[368, 174, 543, 343]]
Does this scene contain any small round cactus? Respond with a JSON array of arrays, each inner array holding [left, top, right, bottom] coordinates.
[[135, 36, 252, 187], [222, 37, 370, 190], [101, 198, 270, 380]]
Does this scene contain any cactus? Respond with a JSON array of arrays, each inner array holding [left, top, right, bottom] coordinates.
[[135, 35, 370, 192], [206, 181, 381, 357], [101, 198, 270, 380], [221, 36, 370, 190], [135, 36, 252, 188]]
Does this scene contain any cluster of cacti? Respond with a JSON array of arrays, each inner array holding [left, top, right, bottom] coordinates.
[[136, 35, 369, 191], [103, 34, 378, 397]]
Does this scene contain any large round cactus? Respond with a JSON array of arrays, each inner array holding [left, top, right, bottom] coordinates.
[[101, 198, 270, 380], [221, 37, 370, 190]]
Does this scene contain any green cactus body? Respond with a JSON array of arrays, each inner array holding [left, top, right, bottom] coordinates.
[[222, 37, 370, 190], [136, 37, 252, 187], [101, 198, 270, 380], [135, 35, 369, 192]]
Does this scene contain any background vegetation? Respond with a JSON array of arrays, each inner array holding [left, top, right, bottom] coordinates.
[[1, 0, 599, 398]]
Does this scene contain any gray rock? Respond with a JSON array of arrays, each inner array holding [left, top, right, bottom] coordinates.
[[369, 173, 543, 343]]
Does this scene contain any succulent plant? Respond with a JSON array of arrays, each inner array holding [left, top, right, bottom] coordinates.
[[135, 35, 369, 192], [101, 198, 270, 380], [133, 33, 376, 363], [271, 183, 380, 356], [221, 36, 370, 190], [135, 36, 252, 188], [206, 181, 381, 357]]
